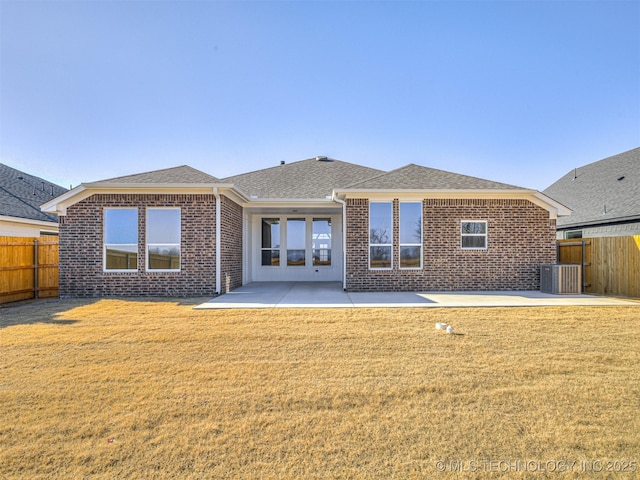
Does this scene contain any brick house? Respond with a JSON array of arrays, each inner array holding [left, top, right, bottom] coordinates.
[[42, 157, 570, 297]]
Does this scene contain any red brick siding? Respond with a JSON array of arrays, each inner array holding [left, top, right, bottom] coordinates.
[[345, 198, 556, 291], [220, 195, 243, 293], [58, 193, 242, 297]]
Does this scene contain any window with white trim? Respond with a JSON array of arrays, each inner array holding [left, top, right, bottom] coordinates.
[[104, 208, 138, 271], [147, 208, 181, 271], [461, 221, 487, 249], [369, 202, 392, 269], [286, 218, 306, 266], [399, 202, 422, 268], [312, 218, 331, 266], [261, 218, 280, 266]]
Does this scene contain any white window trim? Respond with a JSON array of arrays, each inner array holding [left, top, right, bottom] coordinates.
[[369, 202, 393, 270], [146, 207, 181, 272], [259, 216, 336, 269], [260, 218, 281, 267], [286, 217, 307, 267], [461, 220, 488, 250], [312, 217, 332, 267], [399, 201, 423, 270], [103, 207, 138, 272]]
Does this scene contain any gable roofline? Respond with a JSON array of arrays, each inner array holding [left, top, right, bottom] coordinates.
[[344, 163, 524, 191], [41, 183, 248, 216], [333, 187, 571, 219], [543, 147, 639, 228], [1, 163, 68, 223], [86, 165, 220, 185], [0, 214, 60, 229]]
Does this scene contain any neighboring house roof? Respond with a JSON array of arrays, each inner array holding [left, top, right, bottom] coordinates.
[[221, 156, 385, 199], [86, 165, 220, 185], [344, 163, 523, 191], [0, 163, 68, 224], [543, 147, 640, 230]]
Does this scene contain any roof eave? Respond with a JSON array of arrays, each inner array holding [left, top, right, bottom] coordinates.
[[0, 214, 60, 228], [41, 183, 248, 215]]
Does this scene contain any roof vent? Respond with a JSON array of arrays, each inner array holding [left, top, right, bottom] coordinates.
[[617, 175, 625, 181], [316, 156, 331, 162], [280, 160, 285, 165]]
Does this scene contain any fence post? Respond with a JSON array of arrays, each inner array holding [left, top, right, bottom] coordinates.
[[34, 238, 39, 299]]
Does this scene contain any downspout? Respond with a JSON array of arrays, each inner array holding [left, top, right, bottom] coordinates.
[[213, 187, 221, 295], [332, 192, 347, 290]]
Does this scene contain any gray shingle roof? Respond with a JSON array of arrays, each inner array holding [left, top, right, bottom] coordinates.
[[0, 163, 68, 223], [345, 163, 524, 190], [86, 165, 220, 185], [221, 157, 385, 199], [543, 147, 640, 228]]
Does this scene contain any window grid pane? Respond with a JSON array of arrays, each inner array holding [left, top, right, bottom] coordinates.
[[399, 202, 422, 269], [147, 208, 181, 271], [370, 202, 392, 269], [104, 208, 138, 271], [261, 218, 281, 266], [312, 218, 331, 266], [461, 221, 487, 249]]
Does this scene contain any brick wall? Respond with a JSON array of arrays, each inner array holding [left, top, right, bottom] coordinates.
[[220, 195, 243, 293], [345, 198, 557, 291], [58, 193, 242, 297]]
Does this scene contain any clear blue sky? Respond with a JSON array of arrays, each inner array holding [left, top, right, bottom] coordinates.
[[1, 0, 638, 191]]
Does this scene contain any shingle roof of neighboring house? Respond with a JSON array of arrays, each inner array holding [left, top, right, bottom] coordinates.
[[222, 157, 385, 199], [344, 163, 524, 190], [543, 147, 640, 229], [86, 165, 220, 185], [0, 163, 68, 223]]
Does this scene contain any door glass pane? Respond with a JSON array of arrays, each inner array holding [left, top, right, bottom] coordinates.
[[312, 218, 331, 266], [261, 219, 280, 248], [287, 219, 305, 266], [262, 250, 280, 266], [287, 219, 305, 249]]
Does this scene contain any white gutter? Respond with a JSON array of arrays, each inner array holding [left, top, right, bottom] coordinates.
[[213, 187, 221, 295], [332, 191, 347, 290]]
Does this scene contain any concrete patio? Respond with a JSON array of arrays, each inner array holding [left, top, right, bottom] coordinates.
[[195, 282, 639, 309]]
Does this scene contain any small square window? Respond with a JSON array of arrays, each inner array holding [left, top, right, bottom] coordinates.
[[461, 221, 487, 249]]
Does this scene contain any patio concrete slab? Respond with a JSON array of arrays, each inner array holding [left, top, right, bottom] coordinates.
[[195, 282, 639, 309]]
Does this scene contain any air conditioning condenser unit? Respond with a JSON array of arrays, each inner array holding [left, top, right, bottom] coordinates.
[[540, 264, 582, 294]]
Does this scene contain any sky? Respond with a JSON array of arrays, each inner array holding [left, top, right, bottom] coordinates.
[[1, 0, 639, 192]]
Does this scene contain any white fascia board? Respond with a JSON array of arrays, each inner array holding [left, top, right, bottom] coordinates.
[[41, 183, 243, 215], [336, 188, 538, 200], [216, 185, 250, 205], [335, 188, 572, 219], [0, 215, 59, 228], [532, 192, 572, 218], [41, 185, 89, 215], [244, 198, 340, 209]]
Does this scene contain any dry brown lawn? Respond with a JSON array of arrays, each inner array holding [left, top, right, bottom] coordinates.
[[1, 299, 639, 479]]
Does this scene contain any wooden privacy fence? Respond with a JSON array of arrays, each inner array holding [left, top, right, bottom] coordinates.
[[558, 236, 640, 298], [0, 236, 59, 304]]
